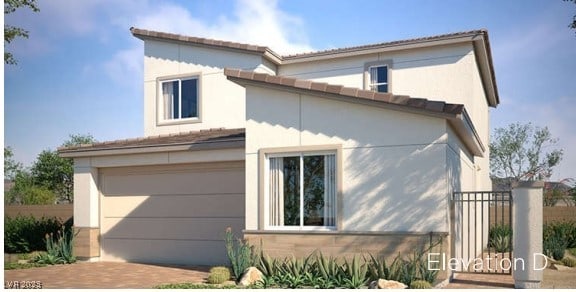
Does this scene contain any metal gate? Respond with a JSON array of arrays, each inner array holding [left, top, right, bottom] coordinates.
[[451, 191, 512, 274]]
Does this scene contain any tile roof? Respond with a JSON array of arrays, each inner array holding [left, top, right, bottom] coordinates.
[[131, 27, 498, 107], [58, 128, 245, 153], [130, 27, 282, 61], [224, 68, 464, 116], [131, 27, 486, 62], [282, 30, 488, 60]]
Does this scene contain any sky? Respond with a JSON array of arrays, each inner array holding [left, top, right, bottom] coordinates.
[[3, 0, 576, 181]]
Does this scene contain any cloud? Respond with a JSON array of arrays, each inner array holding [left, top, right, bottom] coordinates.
[[103, 43, 143, 88], [132, 0, 313, 55], [103, 0, 313, 85]]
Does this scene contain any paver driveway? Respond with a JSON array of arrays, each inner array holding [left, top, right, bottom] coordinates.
[[4, 262, 210, 289]]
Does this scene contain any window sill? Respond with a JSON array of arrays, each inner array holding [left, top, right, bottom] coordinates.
[[157, 117, 201, 126], [244, 230, 449, 236]]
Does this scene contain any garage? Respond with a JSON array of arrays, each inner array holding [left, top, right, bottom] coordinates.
[[99, 161, 245, 265]]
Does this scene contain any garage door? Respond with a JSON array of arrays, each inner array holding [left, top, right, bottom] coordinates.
[[99, 161, 245, 265]]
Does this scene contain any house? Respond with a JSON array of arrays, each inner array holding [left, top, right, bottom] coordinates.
[[59, 28, 499, 272]]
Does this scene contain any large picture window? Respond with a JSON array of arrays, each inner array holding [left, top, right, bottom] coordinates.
[[267, 153, 336, 230], [161, 77, 198, 120]]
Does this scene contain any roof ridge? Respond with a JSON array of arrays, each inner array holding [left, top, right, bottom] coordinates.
[[282, 29, 487, 59]]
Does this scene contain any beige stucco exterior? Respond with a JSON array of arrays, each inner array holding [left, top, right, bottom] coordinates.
[[243, 86, 477, 233], [66, 29, 498, 266], [143, 39, 275, 136], [70, 147, 244, 262]]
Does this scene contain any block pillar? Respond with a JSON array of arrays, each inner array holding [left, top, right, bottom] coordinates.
[[72, 158, 100, 261], [512, 181, 544, 289]]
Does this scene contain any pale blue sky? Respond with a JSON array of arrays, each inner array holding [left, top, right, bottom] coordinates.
[[4, 0, 576, 180]]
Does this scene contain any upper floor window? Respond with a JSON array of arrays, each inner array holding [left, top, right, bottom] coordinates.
[[364, 61, 391, 93], [369, 65, 388, 93], [266, 151, 337, 230], [161, 77, 199, 120]]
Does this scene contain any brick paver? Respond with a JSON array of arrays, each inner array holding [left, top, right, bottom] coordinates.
[[4, 262, 210, 289], [444, 273, 514, 289]]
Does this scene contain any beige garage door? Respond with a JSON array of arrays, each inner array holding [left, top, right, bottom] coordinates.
[[99, 161, 245, 265]]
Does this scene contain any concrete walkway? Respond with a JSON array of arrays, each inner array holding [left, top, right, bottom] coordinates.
[[4, 262, 210, 289]]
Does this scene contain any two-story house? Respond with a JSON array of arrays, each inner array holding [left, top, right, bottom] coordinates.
[[59, 28, 499, 274]]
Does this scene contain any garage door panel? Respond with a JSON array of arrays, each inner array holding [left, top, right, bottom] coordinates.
[[101, 194, 244, 218], [101, 217, 244, 241], [100, 161, 245, 265], [102, 238, 228, 265], [102, 169, 244, 196]]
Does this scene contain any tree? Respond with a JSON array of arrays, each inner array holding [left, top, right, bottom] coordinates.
[[30, 134, 96, 203], [4, 146, 23, 180], [31, 150, 74, 203], [5, 170, 56, 205], [4, 0, 39, 65], [490, 122, 563, 184], [566, 0, 576, 34]]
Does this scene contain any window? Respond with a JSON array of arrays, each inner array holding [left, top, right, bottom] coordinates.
[[160, 77, 198, 120], [266, 152, 337, 230], [368, 65, 388, 93]]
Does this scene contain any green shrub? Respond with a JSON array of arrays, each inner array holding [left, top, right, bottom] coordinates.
[[544, 221, 576, 249], [410, 280, 432, 289], [4, 262, 47, 270], [208, 266, 231, 284], [340, 256, 368, 288], [561, 257, 576, 267], [4, 215, 64, 253], [33, 225, 76, 264], [544, 233, 567, 260], [224, 228, 259, 282], [489, 224, 512, 252], [155, 283, 239, 289], [247, 238, 441, 288], [366, 239, 441, 286]]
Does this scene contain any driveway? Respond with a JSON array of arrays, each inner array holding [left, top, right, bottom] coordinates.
[[4, 262, 210, 289]]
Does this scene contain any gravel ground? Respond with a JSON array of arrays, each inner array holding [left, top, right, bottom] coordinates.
[[541, 268, 576, 289]]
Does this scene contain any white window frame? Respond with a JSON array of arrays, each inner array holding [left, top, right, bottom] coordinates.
[[157, 74, 202, 126], [263, 150, 338, 231], [363, 60, 392, 93]]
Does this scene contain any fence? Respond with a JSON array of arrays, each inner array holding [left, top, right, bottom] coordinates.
[[4, 204, 73, 221], [489, 206, 576, 225]]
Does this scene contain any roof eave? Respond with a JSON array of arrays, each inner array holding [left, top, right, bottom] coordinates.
[[59, 139, 245, 158], [130, 27, 282, 63], [227, 76, 458, 121], [281, 31, 483, 64], [472, 31, 500, 107], [447, 109, 485, 157]]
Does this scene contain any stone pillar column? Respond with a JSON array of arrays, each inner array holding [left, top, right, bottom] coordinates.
[[72, 158, 100, 261], [512, 181, 544, 289]]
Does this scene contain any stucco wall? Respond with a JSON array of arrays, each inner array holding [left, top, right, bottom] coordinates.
[[245, 86, 453, 233], [143, 40, 273, 136], [280, 43, 490, 161]]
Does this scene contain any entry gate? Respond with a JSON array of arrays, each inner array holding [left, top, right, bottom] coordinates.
[[452, 191, 513, 274]]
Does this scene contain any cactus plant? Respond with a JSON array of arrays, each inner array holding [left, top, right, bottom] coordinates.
[[409, 280, 432, 289], [207, 266, 231, 284]]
